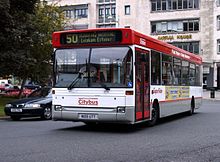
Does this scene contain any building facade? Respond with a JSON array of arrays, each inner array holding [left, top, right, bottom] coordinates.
[[49, 0, 220, 89]]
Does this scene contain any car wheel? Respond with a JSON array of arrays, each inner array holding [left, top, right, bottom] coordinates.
[[41, 107, 52, 120], [11, 116, 21, 121]]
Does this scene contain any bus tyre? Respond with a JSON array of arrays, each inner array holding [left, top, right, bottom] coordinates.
[[41, 107, 52, 120], [188, 98, 195, 116], [148, 107, 159, 126]]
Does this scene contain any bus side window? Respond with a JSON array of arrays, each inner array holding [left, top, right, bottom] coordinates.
[[151, 50, 161, 85], [162, 53, 173, 85], [173, 58, 181, 85], [181, 60, 189, 85]]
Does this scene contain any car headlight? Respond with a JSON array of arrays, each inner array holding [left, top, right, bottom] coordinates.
[[5, 104, 12, 108], [25, 104, 41, 108]]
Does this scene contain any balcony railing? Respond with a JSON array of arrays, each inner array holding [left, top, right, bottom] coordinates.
[[98, 16, 116, 23], [98, 0, 116, 3]]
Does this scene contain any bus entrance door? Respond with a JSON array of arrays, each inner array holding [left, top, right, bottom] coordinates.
[[135, 48, 150, 121]]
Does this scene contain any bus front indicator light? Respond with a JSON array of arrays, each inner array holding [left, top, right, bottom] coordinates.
[[54, 105, 62, 111], [117, 107, 126, 113]]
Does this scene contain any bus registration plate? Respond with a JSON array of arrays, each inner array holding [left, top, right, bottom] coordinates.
[[78, 114, 98, 120]]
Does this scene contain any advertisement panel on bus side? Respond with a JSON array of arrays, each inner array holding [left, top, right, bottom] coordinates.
[[150, 85, 202, 103]]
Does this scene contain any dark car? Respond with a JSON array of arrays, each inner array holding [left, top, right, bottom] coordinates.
[[24, 84, 41, 90], [4, 87, 52, 121]]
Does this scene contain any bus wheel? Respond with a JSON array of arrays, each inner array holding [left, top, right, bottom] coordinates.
[[188, 97, 195, 116], [148, 106, 159, 126]]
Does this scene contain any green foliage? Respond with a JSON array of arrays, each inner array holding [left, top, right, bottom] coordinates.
[[0, 96, 17, 116], [0, 0, 12, 53], [0, 0, 65, 85], [28, 1, 65, 84], [10, 0, 37, 14]]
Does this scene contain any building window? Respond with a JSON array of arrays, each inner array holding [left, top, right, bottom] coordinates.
[[217, 16, 220, 30], [151, 0, 199, 12], [218, 39, 220, 54], [111, 7, 116, 16], [64, 10, 74, 18], [178, 0, 183, 9], [173, 0, 177, 9], [75, 8, 88, 18], [105, 8, 110, 16], [194, 20, 199, 30], [98, 3, 116, 24], [98, 0, 115, 2], [188, 0, 193, 8], [157, 0, 162, 10], [151, 19, 199, 34], [188, 21, 194, 31], [99, 8, 104, 16], [162, 0, 167, 10], [171, 42, 200, 54], [194, 0, 199, 8], [125, 5, 130, 15], [183, 0, 187, 9], [152, 1, 156, 11], [217, 0, 220, 6], [64, 24, 88, 30], [97, 24, 116, 28]]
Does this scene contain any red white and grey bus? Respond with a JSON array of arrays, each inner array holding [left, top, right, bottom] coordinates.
[[51, 28, 202, 126]]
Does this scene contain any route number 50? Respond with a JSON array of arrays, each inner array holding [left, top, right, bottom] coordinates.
[[66, 34, 78, 44]]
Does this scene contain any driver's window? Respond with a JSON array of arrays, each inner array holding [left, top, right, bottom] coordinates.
[[90, 47, 133, 87]]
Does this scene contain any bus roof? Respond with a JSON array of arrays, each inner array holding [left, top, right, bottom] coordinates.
[[52, 28, 202, 65]]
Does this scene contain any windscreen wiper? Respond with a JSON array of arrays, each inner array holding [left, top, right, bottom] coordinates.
[[100, 83, 110, 91], [67, 73, 82, 90]]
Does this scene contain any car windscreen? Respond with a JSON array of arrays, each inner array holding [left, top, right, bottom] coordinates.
[[28, 88, 51, 98]]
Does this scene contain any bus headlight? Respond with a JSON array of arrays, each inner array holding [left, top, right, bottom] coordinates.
[[54, 105, 62, 111], [117, 107, 126, 113]]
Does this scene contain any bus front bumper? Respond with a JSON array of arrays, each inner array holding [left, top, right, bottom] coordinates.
[[52, 106, 135, 124]]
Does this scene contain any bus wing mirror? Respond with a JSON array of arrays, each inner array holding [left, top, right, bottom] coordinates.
[[51, 52, 55, 60]]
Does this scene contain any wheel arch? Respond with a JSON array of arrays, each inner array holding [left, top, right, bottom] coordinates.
[[152, 98, 160, 117]]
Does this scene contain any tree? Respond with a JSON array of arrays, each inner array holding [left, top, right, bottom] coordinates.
[[27, 1, 65, 85], [0, 0, 65, 97], [0, 0, 37, 78], [0, 0, 12, 54]]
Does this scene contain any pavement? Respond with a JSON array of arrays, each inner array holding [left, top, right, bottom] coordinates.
[[202, 89, 220, 100]]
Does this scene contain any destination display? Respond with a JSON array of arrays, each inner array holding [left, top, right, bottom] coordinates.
[[60, 30, 122, 45]]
